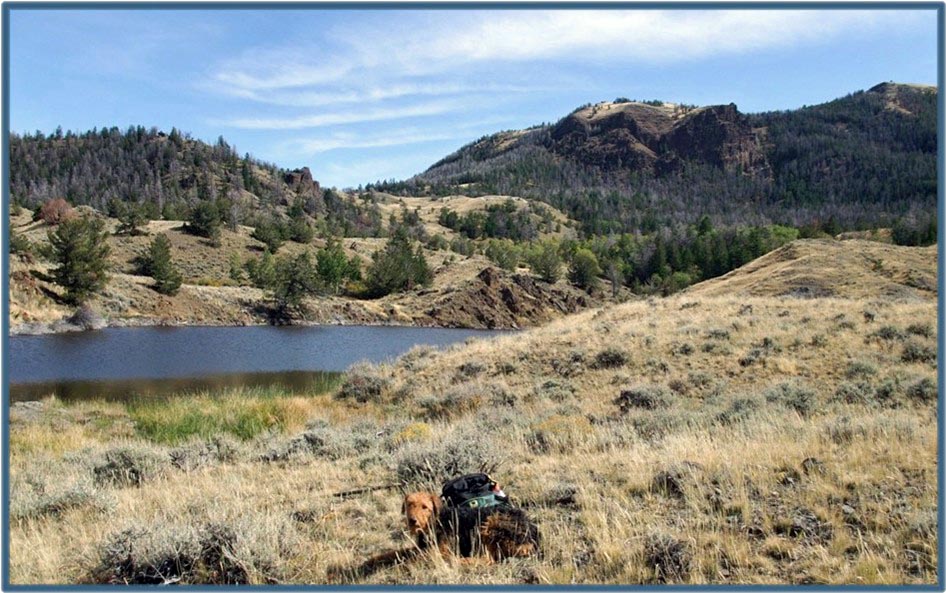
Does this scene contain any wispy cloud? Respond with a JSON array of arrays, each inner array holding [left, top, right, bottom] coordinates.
[[210, 10, 913, 97], [216, 100, 467, 130], [211, 81, 544, 108], [281, 117, 513, 153]]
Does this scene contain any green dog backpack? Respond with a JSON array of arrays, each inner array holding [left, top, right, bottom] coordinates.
[[441, 473, 509, 509]]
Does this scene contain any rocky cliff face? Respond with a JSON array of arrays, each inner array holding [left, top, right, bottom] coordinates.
[[547, 101, 769, 178], [283, 166, 325, 212]]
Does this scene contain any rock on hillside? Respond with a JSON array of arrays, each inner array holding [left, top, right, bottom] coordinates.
[[422, 267, 593, 329], [548, 101, 769, 177], [686, 239, 937, 301]]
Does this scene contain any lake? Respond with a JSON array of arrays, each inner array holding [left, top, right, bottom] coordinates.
[[7, 325, 508, 402]]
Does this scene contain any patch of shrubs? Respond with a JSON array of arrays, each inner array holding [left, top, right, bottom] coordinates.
[[535, 378, 576, 402], [92, 446, 169, 487], [614, 385, 673, 412], [170, 436, 241, 472], [905, 377, 937, 403], [833, 381, 875, 405], [455, 360, 487, 380], [869, 325, 906, 342], [901, 341, 936, 364], [334, 362, 392, 403], [643, 532, 692, 583], [714, 397, 759, 425], [705, 328, 731, 341], [591, 347, 630, 369], [259, 421, 379, 463], [11, 473, 113, 521], [906, 323, 934, 339], [89, 517, 295, 585], [670, 342, 695, 356], [764, 381, 818, 417], [395, 428, 503, 490], [845, 361, 877, 379], [550, 350, 586, 377]]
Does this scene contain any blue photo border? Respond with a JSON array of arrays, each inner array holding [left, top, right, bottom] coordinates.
[[1, 1, 943, 590]]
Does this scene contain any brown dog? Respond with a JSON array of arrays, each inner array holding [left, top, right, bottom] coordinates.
[[404, 490, 539, 562], [402, 491, 444, 552]]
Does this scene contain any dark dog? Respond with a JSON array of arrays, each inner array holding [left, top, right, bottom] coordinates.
[[438, 503, 541, 562]]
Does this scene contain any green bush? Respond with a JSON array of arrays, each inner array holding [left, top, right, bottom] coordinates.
[[592, 347, 630, 369], [271, 251, 318, 315], [395, 428, 503, 489]]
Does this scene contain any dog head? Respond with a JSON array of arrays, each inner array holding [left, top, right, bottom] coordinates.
[[402, 491, 442, 537]]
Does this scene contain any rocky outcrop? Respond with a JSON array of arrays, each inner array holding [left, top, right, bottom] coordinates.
[[423, 267, 592, 329], [283, 167, 324, 213], [547, 101, 769, 178]]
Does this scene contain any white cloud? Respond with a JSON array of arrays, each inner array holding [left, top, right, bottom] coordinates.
[[211, 9, 917, 95], [216, 100, 466, 130], [213, 81, 542, 108], [281, 117, 512, 153]]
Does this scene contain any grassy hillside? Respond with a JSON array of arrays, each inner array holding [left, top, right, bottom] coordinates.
[[8, 239, 937, 585]]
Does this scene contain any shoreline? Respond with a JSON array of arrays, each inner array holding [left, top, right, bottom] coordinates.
[[9, 314, 523, 337]]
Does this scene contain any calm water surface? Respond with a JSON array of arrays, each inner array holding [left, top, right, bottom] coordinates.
[[8, 325, 508, 401]]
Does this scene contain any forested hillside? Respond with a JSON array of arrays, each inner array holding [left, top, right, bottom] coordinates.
[[379, 83, 936, 237], [9, 127, 383, 237]]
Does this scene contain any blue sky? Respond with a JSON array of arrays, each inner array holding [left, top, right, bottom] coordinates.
[[8, 7, 939, 188]]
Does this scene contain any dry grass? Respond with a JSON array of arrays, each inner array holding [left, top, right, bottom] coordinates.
[[8, 241, 939, 585]]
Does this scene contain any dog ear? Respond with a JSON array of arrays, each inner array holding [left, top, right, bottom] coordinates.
[[431, 493, 443, 513]]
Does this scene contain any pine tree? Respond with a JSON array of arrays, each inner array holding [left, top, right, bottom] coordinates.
[[568, 248, 602, 291], [366, 228, 432, 297], [316, 238, 351, 294], [48, 215, 111, 304], [272, 251, 318, 316], [146, 233, 182, 295], [527, 239, 563, 283], [186, 201, 222, 243], [116, 202, 147, 236]]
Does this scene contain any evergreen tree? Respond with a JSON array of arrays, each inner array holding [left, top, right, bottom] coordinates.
[[366, 228, 432, 297], [568, 248, 602, 291], [146, 234, 182, 295], [527, 239, 563, 283], [272, 251, 318, 316], [48, 215, 111, 304], [187, 201, 222, 242], [316, 238, 351, 294], [116, 202, 147, 236], [251, 216, 287, 252]]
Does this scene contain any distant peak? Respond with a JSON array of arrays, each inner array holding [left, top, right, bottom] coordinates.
[[868, 81, 937, 94]]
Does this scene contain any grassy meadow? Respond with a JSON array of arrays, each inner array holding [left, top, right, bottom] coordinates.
[[8, 277, 938, 585]]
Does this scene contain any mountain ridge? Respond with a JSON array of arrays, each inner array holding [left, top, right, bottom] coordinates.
[[381, 82, 936, 235]]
